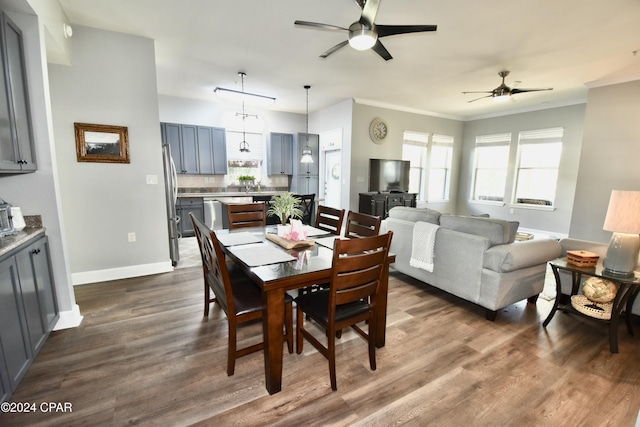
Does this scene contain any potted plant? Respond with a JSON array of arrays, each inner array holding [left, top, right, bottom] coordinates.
[[267, 192, 303, 236]]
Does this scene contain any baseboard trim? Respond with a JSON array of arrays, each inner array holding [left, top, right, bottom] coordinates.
[[71, 261, 174, 286], [53, 304, 83, 330]]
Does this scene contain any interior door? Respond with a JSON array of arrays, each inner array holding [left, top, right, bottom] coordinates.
[[323, 149, 341, 209]]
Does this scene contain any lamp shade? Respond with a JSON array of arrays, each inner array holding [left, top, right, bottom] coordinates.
[[603, 190, 640, 233]]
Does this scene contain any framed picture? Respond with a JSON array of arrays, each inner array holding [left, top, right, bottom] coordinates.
[[75, 122, 130, 163]]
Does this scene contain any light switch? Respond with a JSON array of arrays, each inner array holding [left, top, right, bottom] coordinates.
[[146, 175, 158, 185]]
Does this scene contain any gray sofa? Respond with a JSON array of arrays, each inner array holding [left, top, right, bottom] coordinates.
[[383, 206, 562, 320], [557, 238, 640, 315]]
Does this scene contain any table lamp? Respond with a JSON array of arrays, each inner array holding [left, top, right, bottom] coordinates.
[[602, 190, 640, 276]]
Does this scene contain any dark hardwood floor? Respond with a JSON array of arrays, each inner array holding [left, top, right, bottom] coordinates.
[[2, 265, 639, 426]]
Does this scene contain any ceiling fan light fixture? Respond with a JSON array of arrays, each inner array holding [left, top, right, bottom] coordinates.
[[348, 23, 376, 50], [493, 94, 511, 102]]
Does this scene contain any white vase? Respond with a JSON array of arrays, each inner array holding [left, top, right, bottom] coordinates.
[[277, 224, 290, 237]]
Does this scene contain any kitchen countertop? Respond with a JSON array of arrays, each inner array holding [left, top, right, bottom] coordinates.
[[178, 191, 285, 198], [0, 227, 46, 258]]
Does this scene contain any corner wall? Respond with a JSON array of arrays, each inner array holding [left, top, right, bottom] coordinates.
[[48, 26, 170, 283], [569, 80, 640, 243]]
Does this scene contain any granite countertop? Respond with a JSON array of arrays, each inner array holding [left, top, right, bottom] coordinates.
[[178, 191, 286, 198], [0, 215, 45, 258]]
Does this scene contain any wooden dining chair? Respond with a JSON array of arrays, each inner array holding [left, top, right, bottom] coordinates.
[[298, 194, 316, 225], [227, 202, 267, 229], [190, 213, 293, 376], [315, 205, 345, 236], [252, 195, 278, 225], [294, 231, 393, 390], [345, 211, 382, 238]]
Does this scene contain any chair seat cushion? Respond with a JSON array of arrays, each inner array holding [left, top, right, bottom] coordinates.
[[295, 290, 369, 323], [227, 263, 292, 316]]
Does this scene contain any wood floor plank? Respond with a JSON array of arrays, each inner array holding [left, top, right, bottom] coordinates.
[[1, 267, 639, 426]]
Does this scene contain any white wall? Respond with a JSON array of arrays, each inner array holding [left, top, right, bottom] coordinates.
[[459, 104, 586, 235], [569, 80, 640, 243], [350, 102, 464, 214], [48, 26, 170, 284], [312, 98, 353, 210]]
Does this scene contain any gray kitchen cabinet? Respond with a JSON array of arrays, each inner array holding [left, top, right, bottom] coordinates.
[[197, 126, 227, 175], [0, 13, 35, 173], [0, 234, 58, 403], [294, 133, 319, 196], [180, 125, 199, 174], [177, 197, 204, 238], [161, 123, 227, 175], [268, 133, 293, 175]]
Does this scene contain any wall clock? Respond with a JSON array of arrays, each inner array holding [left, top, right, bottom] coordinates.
[[369, 117, 388, 144]]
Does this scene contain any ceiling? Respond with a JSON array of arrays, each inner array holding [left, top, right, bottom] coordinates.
[[55, 0, 640, 120]]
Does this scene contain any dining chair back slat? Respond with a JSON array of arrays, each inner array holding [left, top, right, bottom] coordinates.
[[227, 203, 267, 229], [345, 211, 382, 238], [315, 205, 345, 236]]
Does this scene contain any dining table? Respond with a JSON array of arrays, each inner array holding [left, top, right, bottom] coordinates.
[[215, 225, 395, 395]]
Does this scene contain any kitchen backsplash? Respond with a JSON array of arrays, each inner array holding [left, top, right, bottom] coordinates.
[[176, 174, 290, 193]]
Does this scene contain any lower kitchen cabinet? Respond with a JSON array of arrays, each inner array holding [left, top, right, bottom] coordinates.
[[0, 234, 58, 403], [177, 198, 204, 238]]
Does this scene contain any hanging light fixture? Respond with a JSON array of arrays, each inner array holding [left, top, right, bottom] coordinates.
[[237, 72, 251, 153], [300, 85, 313, 164]]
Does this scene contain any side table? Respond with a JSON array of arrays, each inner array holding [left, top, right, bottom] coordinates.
[[543, 257, 640, 353]]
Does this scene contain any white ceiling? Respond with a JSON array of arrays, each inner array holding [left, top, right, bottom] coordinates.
[[56, 0, 640, 120]]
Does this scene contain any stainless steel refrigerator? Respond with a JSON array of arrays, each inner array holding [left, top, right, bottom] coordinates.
[[162, 144, 180, 266]]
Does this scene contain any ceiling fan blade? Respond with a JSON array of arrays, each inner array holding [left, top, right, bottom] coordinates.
[[511, 88, 553, 94], [294, 20, 348, 32], [467, 95, 494, 103], [371, 40, 393, 61], [377, 24, 437, 38], [360, 0, 381, 27], [320, 40, 349, 58], [462, 91, 494, 94]]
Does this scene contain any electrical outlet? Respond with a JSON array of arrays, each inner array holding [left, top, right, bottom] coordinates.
[[510, 208, 515, 214], [146, 175, 158, 185], [128, 232, 136, 242]]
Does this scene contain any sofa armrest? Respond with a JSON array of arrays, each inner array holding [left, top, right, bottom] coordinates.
[[483, 239, 562, 273]]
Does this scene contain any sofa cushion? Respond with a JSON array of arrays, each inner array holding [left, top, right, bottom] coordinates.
[[439, 215, 519, 246], [388, 206, 441, 225]]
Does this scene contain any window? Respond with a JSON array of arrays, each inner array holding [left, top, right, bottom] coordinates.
[[428, 134, 453, 201], [226, 131, 263, 182], [402, 132, 429, 199], [471, 133, 511, 202], [513, 128, 563, 207]]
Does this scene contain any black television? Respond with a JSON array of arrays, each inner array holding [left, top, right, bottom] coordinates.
[[369, 159, 410, 193]]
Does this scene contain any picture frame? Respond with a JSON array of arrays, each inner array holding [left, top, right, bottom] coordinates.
[[74, 122, 130, 163]]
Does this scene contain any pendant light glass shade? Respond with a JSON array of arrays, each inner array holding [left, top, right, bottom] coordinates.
[[301, 85, 313, 163]]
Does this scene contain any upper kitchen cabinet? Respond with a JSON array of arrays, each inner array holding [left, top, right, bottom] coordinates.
[[268, 132, 293, 175], [0, 13, 36, 173], [161, 123, 227, 175], [197, 126, 227, 175]]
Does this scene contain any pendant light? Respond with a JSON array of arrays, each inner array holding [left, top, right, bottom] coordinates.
[[300, 85, 313, 163], [238, 72, 250, 153]]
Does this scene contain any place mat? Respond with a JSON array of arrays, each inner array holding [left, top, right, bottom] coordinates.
[[229, 243, 296, 267], [315, 235, 340, 249], [304, 225, 333, 237], [215, 231, 263, 247]]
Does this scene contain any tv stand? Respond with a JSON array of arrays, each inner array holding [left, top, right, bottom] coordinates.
[[359, 192, 416, 218]]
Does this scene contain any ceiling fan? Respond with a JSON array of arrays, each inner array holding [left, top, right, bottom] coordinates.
[[463, 70, 553, 103], [294, 0, 437, 61]]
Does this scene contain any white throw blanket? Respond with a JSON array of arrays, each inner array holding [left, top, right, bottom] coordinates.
[[410, 221, 440, 273]]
